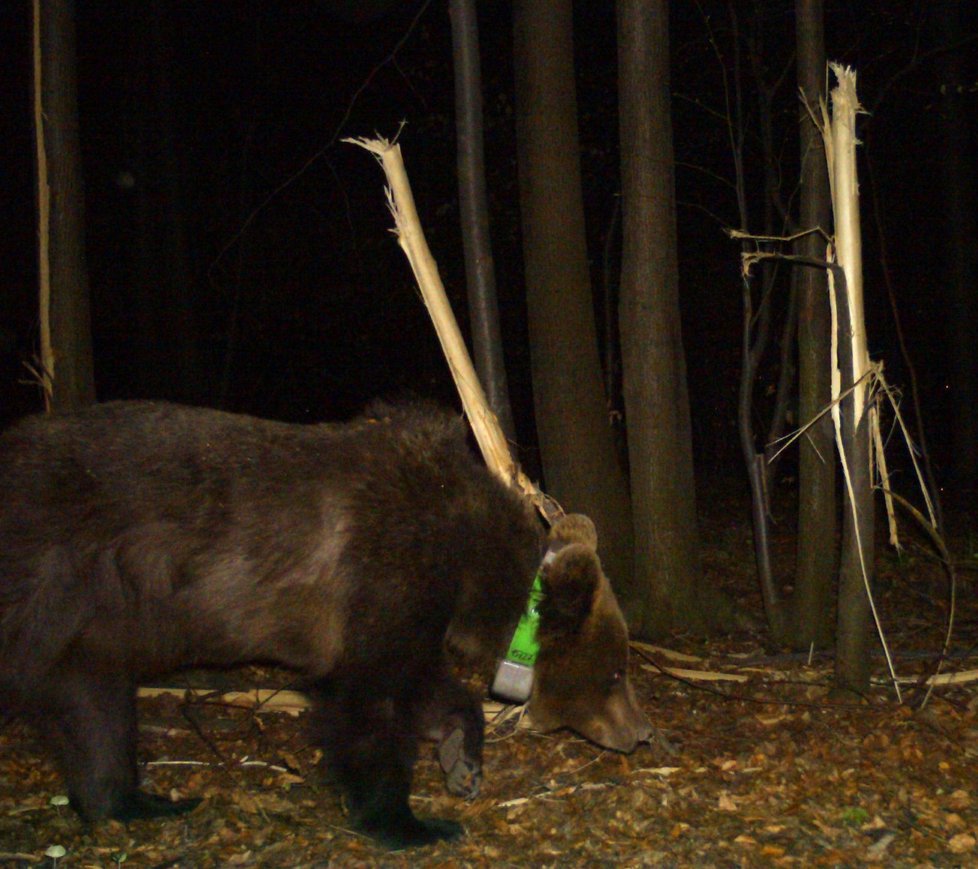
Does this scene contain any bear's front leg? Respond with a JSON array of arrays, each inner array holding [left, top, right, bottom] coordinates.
[[312, 680, 463, 849], [416, 665, 484, 799]]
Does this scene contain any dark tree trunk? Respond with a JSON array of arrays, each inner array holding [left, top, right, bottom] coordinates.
[[35, 0, 96, 412], [513, 0, 634, 597], [730, 3, 782, 637], [834, 413, 874, 697], [833, 269, 874, 697], [449, 0, 515, 443], [791, 0, 836, 647], [738, 278, 783, 636], [616, 0, 733, 635]]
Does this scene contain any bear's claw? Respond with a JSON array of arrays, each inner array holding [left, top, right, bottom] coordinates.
[[438, 727, 482, 798]]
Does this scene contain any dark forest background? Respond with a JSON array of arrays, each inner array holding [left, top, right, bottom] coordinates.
[[2, 0, 976, 487]]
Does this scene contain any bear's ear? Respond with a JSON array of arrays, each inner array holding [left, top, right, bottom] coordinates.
[[537, 543, 602, 641], [547, 513, 598, 551]]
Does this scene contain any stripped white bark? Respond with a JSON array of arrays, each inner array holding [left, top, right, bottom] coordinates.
[[345, 136, 561, 522], [738, 69, 949, 701], [825, 65, 870, 418], [822, 66, 899, 698]]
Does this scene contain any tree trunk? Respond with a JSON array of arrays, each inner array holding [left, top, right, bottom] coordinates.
[[450, 0, 515, 443], [791, 0, 836, 647], [729, 3, 782, 637], [34, 0, 96, 412], [827, 65, 873, 698], [833, 281, 874, 697], [617, 0, 730, 635], [513, 0, 634, 598]]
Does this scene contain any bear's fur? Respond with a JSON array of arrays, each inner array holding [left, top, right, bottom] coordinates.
[[0, 401, 651, 848]]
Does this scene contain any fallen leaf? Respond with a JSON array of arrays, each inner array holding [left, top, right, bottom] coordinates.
[[717, 792, 738, 812], [949, 833, 976, 854]]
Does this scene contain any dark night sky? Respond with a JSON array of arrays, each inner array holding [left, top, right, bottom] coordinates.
[[1, 1, 976, 486]]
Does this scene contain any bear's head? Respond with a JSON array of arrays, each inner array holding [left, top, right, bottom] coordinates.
[[529, 514, 653, 753]]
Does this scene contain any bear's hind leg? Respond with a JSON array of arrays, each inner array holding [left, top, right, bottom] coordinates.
[[314, 681, 463, 849], [36, 660, 199, 822]]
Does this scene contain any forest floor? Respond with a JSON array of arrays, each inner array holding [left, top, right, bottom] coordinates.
[[1, 486, 977, 868]]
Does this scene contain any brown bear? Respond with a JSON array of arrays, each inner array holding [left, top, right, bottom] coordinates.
[[0, 401, 651, 848]]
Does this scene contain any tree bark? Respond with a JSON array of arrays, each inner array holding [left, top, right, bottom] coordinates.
[[617, 0, 729, 635], [513, 0, 634, 598], [450, 0, 515, 442], [833, 273, 874, 697], [792, 0, 836, 647], [34, 0, 96, 412]]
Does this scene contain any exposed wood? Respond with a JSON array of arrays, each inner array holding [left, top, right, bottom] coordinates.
[[136, 686, 543, 726], [823, 66, 869, 418], [137, 687, 309, 714], [640, 665, 749, 684], [345, 136, 562, 523]]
